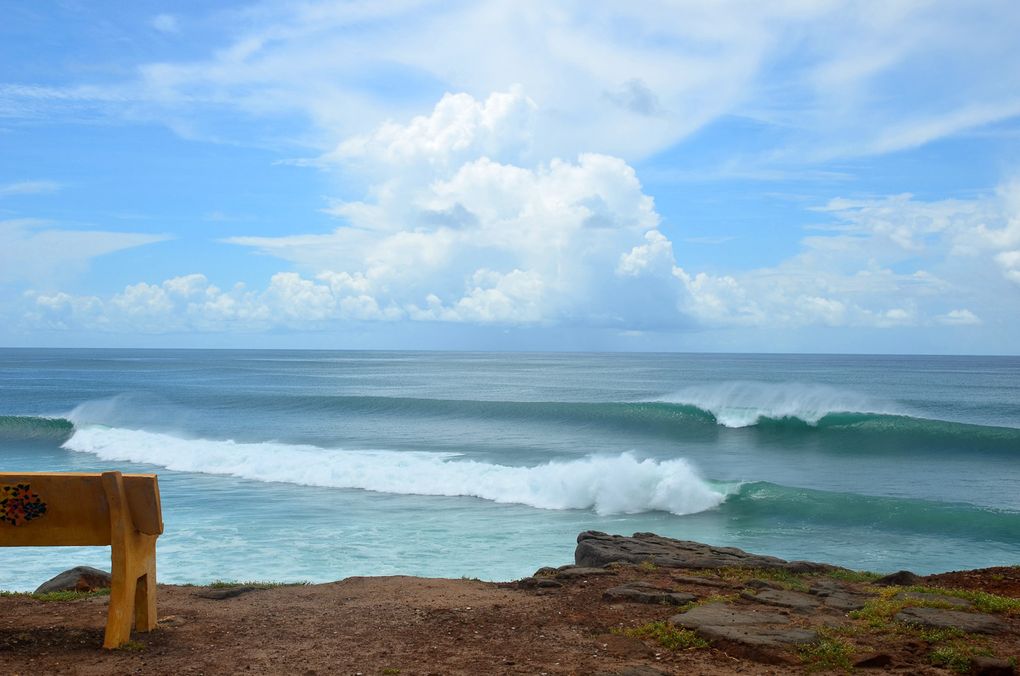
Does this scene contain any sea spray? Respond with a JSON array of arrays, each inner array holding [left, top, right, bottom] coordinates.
[[63, 425, 725, 516], [655, 381, 901, 427]]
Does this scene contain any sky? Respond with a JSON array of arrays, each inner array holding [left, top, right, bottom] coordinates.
[[2, 1, 1020, 353]]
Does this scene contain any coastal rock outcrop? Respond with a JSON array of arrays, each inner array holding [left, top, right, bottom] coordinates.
[[575, 531, 835, 573], [34, 566, 111, 594]]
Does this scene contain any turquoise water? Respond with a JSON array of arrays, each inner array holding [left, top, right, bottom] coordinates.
[[1, 349, 1018, 590]]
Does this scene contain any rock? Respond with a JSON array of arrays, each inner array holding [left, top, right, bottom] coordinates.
[[671, 574, 733, 588], [853, 653, 894, 668], [898, 591, 972, 608], [34, 566, 111, 594], [575, 531, 834, 572], [603, 583, 697, 605], [517, 576, 562, 589], [670, 602, 817, 662], [745, 578, 785, 590], [822, 591, 871, 612], [739, 589, 821, 612], [554, 566, 617, 580], [533, 566, 559, 577], [971, 656, 1015, 676], [894, 607, 1006, 634], [873, 570, 923, 586], [196, 586, 263, 600]]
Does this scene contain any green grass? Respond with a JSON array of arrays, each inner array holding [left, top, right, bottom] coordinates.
[[617, 621, 709, 651], [799, 635, 854, 672], [916, 627, 966, 644], [1, 588, 110, 601], [116, 639, 146, 652], [901, 585, 1020, 615], [711, 567, 808, 591], [208, 580, 309, 589], [826, 569, 883, 583], [929, 645, 975, 674]]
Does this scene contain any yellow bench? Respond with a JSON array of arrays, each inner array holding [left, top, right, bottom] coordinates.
[[0, 471, 163, 648]]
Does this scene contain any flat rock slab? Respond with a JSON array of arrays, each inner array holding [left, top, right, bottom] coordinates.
[[603, 583, 697, 605], [740, 589, 822, 612], [670, 602, 817, 663], [575, 531, 833, 573], [671, 574, 733, 589], [555, 566, 617, 579], [894, 606, 1006, 634], [822, 591, 871, 612], [671, 602, 793, 628], [195, 586, 264, 600]]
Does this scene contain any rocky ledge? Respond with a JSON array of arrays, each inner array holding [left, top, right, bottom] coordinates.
[[575, 530, 837, 573], [561, 531, 1018, 673]]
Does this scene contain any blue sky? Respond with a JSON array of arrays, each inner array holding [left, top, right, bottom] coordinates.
[[2, 1, 1020, 353]]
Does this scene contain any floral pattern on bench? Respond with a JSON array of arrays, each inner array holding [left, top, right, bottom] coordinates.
[[1, 483, 47, 526]]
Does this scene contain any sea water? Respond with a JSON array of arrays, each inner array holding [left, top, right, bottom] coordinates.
[[1, 349, 1018, 591]]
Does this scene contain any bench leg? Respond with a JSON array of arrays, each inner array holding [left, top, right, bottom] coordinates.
[[134, 557, 157, 632], [103, 570, 136, 649], [101, 471, 160, 648]]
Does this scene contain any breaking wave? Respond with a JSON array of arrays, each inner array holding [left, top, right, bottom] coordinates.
[[61, 425, 725, 516]]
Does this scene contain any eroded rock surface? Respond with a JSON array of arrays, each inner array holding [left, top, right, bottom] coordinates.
[[575, 531, 834, 573], [894, 606, 1006, 634], [603, 582, 697, 605], [34, 566, 111, 594]]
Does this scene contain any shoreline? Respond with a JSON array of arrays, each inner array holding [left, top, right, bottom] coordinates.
[[2, 532, 1017, 674]]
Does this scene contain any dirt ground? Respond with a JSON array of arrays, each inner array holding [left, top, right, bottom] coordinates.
[[1, 565, 1018, 675]]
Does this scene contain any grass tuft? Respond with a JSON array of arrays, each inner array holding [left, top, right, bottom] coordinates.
[[901, 585, 1020, 615], [826, 569, 883, 583], [208, 580, 310, 589], [617, 621, 709, 651], [712, 567, 808, 591], [1, 588, 110, 601], [929, 645, 974, 674], [799, 635, 854, 672]]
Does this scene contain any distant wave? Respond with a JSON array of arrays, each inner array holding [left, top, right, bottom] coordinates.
[[723, 481, 1020, 542], [653, 381, 898, 427], [62, 426, 725, 516], [0, 415, 74, 441]]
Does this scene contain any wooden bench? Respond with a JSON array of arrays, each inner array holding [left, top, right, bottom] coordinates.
[[0, 471, 163, 648]]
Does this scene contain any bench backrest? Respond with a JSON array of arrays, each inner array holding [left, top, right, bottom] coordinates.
[[0, 472, 162, 547]]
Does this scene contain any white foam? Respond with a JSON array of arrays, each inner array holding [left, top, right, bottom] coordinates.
[[656, 381, 899, 428], [62, 426, 725, 516]]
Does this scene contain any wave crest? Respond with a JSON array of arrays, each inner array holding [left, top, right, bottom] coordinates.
[[62, 426, 725, 516], [655, 381, 899, 428]]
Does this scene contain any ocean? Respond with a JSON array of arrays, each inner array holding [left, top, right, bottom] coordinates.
[[1, 349, 1018, 591]]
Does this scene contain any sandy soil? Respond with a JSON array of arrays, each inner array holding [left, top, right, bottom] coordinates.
[[1, 565, 1018, 675]]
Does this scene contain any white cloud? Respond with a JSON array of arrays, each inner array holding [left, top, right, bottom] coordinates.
[[0, 180, 61, 197], [937, 309, 981, 326], [7, 2, 1020, 162], [0, 219, 170, 286], [150, 14, 180, 34], [22, 90, 1020, 336]]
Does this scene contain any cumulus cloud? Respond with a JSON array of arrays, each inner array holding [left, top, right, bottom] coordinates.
[[28, 89, 1019, 336]]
